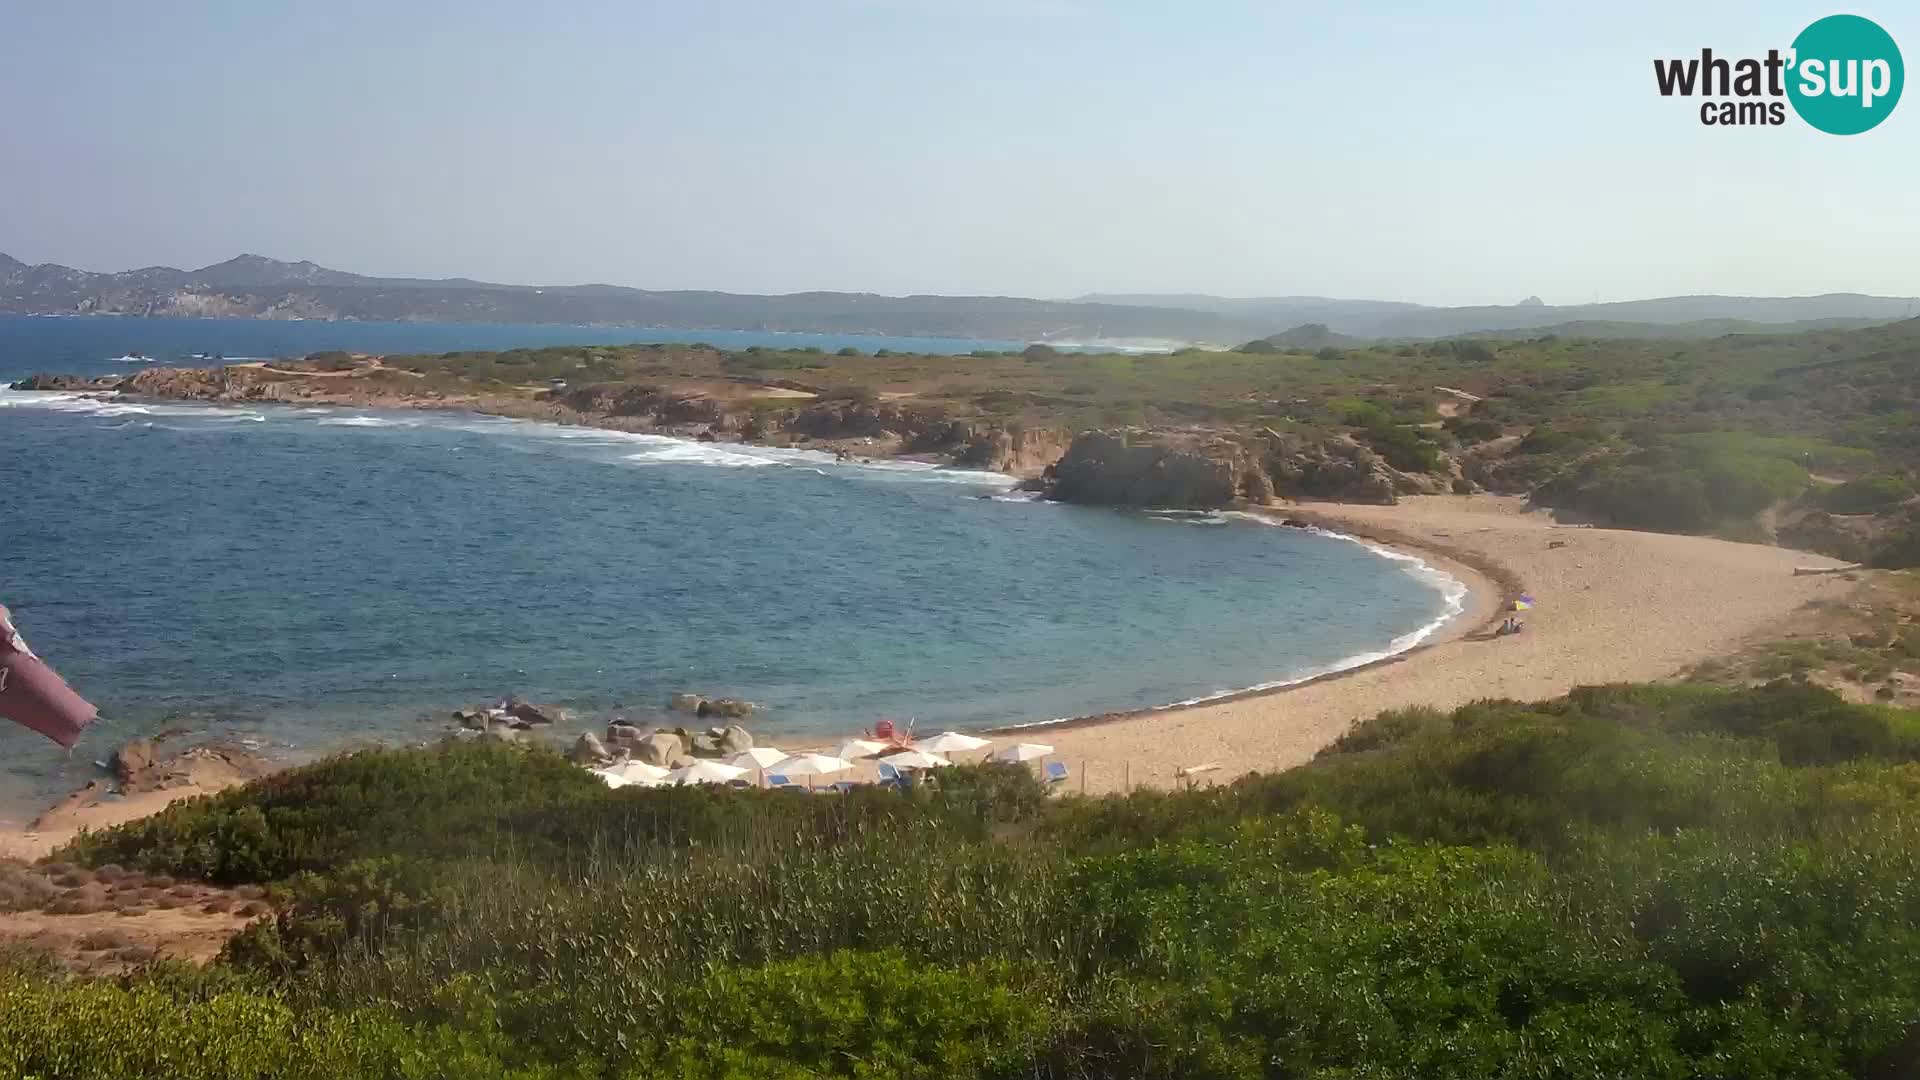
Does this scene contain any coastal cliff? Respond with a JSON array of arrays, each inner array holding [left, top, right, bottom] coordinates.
[[1036, 429, 1456, 509]]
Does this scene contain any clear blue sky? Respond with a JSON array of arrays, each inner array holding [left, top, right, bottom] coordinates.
[[0, 1, 1912, 304]]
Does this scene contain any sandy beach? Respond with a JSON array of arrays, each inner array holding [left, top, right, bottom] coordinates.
[[1034, 495, 1853, 793]]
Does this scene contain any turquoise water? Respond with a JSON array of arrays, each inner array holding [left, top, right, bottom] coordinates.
[[0, 318, 1462, 819]]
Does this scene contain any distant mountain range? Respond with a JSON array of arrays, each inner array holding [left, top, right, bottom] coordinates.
[[4, 251, 1916, 345], [1078, 292, 1920, 340], [0, 252, 1280, 344]]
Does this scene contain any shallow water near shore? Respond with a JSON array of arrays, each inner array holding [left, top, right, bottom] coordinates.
[[0, 319, 1461, 820]]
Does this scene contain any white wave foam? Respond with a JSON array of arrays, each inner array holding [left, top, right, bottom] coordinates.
[[850, 459, 1020, 487], [0, 389, 280, 424], [316, 416, 419, 428], [0, 389, 155, 418], [1146, 510, 1229, 525], [622, 442, 775, 468], [3, 386, 1018, 488], [1032, 337, 1188, 354]]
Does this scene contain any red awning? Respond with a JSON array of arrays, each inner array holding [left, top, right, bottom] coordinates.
[[0, 604, 98, 748]]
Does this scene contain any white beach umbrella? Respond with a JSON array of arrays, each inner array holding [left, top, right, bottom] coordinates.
[[881, 749, 952, 770], [778, 753, 855, 778], [617, 760, 670, 785], [991, 742, 1054, 763], [834, 739, 888, 760], [727, 747, 790, 770], [664, 759, 748, 786], [916, 731, 991, 754]]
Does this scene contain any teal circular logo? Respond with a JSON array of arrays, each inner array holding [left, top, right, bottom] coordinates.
[[1787, 14, 1903, 134]]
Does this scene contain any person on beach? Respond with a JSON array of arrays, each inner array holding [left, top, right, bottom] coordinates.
[[0, 603, 99, 748]]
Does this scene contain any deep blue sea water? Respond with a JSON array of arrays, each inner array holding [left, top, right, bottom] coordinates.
[[0, 317, 1463, 820]]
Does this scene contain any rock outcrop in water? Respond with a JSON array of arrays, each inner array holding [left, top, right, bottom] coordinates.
[[11, 374, 119, 392], [1043, 431, 1262, 508], [1037, 429, 1455, 509], [104, 735, 273, 796]]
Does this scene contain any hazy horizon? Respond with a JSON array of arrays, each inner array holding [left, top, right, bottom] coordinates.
[[2, 1, 1914, 306], [7, 247, 1920, 310]]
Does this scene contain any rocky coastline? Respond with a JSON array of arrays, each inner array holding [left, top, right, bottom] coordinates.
[[13, 365, 1462, 509]]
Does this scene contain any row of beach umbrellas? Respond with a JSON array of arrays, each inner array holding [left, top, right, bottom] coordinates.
[[589, 730, 1057, 789]]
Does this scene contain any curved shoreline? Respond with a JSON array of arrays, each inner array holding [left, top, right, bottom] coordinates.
[[0, 495, 1856, 851], [0, 386, 1857, 827], [1029, 495, 1854, 793], [993, 510, 1503, 735]]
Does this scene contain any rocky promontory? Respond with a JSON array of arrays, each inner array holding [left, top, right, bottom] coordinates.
[[1036, 428, 1459, 509], [13, 357, 1459, 514], [10, 364, 1081, 480]]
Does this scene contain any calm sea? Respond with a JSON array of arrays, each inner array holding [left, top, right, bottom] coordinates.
[[0, 317, 1462, 820]]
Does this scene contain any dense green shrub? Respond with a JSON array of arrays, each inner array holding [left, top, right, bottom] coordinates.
[[1514, 425, 1601, 455], [0, 980, 577, 1080], [640, 951, 1053, 1079], [31, 681, 1920, 1077], [1361, 422, 1441, 472], [1442, 416, 1503, 443], [1872, 516, 1920, 569], [1537, 441, 1808, 534], [56, 740, 604, 882], [1822, 473, 1914, 514], [58, 741, 1051, 886]]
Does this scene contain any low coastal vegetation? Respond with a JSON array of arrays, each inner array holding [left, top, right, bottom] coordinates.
[[5, 678, 1920, 1077]]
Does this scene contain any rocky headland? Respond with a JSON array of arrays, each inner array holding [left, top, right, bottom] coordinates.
[[13, 364, 1449, 509]]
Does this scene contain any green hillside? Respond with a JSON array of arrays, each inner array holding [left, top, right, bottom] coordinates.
[[384, 317, 1920, 562], [9, 668, 1920, 1078]]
